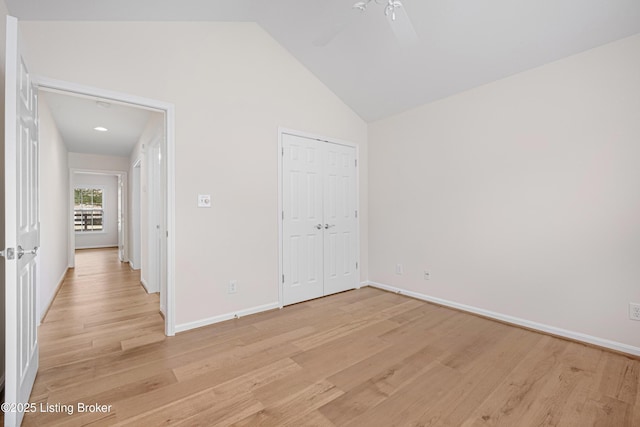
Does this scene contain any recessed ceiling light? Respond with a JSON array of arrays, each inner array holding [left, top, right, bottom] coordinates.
[[94, 126, 108, 132]]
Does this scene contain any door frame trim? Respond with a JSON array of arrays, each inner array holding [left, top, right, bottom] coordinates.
[[277, 127, 361, 308], [68, 169, 127, 261], [34, 76, 177, 336]]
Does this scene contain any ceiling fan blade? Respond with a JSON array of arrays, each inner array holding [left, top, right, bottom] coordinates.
[[386, 5, 419, 45]]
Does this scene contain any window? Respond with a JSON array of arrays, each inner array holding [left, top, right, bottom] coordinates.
[[74, 187, 104, 232]]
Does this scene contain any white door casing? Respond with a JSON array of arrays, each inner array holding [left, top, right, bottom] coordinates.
[[35, 77, 176, 336], [4, 15, 40, 427], [281, 132, 358, 305]]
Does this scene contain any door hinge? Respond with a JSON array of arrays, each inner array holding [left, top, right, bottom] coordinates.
[[0, 247, 15, 260], [355, 159, 358, 167], [166, 231, 169, 238], [282, 147, 284, 156], [282, 274, 285, 283], [282, 211, 284, 220], [355, 210, 358, 218], [356, 262, 358, 269]]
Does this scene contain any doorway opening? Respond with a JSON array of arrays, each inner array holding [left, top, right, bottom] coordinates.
[[69, 170, 127, 258], [36, 77, 176, 336]]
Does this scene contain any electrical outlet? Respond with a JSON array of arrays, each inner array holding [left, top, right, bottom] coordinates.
[[424, 271, 431, 280], [228, 280, 237, 294], [630, 303, 640, 321], [395, 264, 403, 275], [198, 194, 212, 208]]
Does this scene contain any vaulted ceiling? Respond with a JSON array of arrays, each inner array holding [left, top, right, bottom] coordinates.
[[8, 0, 640, 121]]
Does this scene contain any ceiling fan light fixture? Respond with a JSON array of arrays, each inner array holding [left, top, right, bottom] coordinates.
[[384, 1, 403, 21], [385, 6, 395, 21], [355, 0, 404, 21], [353, 1, 370, 12]]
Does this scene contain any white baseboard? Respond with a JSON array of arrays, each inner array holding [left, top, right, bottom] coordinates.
[[75, 244, 118, 250], [175, 302, 281, 333], [366, 281, 640, 357], [40, 267, 69, 323], [140, 278, 150, 293]]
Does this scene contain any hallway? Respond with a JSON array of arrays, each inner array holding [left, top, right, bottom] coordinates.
[[24, 248, 164, 425]]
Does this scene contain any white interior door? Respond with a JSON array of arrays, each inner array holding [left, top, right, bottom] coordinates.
[[323, 142, 357, 295], [4, 15, 40, 427], [282, 134, 324, 305], [131, 161, 141, 270], [147, 142, 161, 294], [282, 134, 357, 305]]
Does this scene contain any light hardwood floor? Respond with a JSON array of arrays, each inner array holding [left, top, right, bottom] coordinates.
[[13, 248, 640, 426]]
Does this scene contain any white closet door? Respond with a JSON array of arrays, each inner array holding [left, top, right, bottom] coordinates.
[[323, 142, 357, 296], [282, 134, 324, 305]]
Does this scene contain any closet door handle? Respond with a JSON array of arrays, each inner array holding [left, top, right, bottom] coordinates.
[[324, 224, 335, 229], [315, 224, 323, 230]]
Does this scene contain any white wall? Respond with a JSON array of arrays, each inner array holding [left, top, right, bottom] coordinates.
[[369, 34, 640, 351], [73, 173, 119, 249], [38, 96, 70, 320], [68, 152, 129, 172], [20, 21, 369, 329]]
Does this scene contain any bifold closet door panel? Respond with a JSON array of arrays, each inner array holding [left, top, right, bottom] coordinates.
[[282, 134, 325, 305], [323, 142, 357, 296]]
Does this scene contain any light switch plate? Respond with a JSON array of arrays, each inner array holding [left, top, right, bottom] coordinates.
[[198, 194, 211, 208]]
